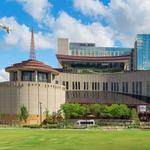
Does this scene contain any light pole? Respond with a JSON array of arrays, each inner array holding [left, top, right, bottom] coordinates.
[[39, 102, 42, 124]]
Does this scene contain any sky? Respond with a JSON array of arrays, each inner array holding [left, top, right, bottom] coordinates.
[[0, 0, 150, 81]]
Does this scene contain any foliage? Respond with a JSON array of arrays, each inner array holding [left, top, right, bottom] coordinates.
[[42, 109, 64, 125], [61, 103, 86, 119], [61, 103, 131, 119], [19, 105, 29, 122], [131, 108, 140, 126], [108, 104, 131, 118], [22, 124, 40, 128]]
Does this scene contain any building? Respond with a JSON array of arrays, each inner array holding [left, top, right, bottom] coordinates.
[[0, 30, 65, 124], [0, 33, 150, 124], [136, 34, 150, 70], [55, 37, 150, 108]]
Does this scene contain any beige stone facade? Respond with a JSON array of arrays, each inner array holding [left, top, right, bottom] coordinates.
[[0, 81, 65, 124], [55, 71, 150, 97]]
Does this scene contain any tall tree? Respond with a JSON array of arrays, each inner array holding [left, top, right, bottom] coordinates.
[[19, 105, 29, 123]]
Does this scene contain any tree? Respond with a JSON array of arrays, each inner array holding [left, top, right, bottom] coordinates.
[[19, 105, 29, 122], [61, 103, 86, 119], [131, 108, 140, 126]]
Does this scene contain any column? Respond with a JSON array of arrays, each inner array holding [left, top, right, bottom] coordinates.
[[35, 70, 38, 82]]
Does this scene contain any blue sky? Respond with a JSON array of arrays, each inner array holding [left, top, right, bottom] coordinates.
[[0, 0, 150, 81]]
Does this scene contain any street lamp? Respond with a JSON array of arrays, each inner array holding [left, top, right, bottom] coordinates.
[[39, 102, 42, 124]]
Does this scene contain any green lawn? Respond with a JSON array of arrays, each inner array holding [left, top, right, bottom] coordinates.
[[0, 129, 150, 150]]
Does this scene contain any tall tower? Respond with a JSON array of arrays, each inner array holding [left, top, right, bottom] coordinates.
[[30, 28, 36, 60]]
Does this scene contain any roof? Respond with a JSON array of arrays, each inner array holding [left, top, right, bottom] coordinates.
[[5, 59, 59, 74], [66, 91, 148, 106], [56, 54, 131, 62]]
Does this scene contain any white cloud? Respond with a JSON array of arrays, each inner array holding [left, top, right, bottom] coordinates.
[[73, 0, 105, 17], [0, 69, 9, 82], [73, 0, 150, 47], [0, 16, 53, 51], [16, 0, 52, 21], [54, 12, 114, 47]]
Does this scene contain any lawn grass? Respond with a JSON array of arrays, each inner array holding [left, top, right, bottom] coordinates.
[[0, 129, 150, 150]]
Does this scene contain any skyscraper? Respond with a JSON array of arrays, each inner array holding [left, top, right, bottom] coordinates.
[[136, 34, 150, 70]]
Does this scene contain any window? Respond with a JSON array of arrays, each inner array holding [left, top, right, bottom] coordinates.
[[92, 82, 94, 90], [13, 71, 17, 81], [126, 82, 128, 93], [38, 72, 48, 82], [84, 82, 86, 90], [117, 82, 119, 92], [132, 82, 135, 94], [72, 82, 75, 90], [78, 82, 80, 90], [114, 82, 116, 91], [103, 82, 105, 91], [122, 82, 125, 93], [106, 82, 108, 91], [22, 71, 35, 81], [139, 81, 142, 95], [62, 81, 65, 86], [95, 82, 97, 90], [136, 81, 138, 94], [66, 81, 69, 90], [111, 82, 113, 91], [55, 80, 58, 84], [75, 82, 78, 90]]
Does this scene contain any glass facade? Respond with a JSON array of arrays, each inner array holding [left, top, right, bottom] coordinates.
[[69, 42, 132, 57], [137, 34, 150, 70]]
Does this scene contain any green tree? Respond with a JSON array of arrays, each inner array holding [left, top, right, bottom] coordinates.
[[108, 104, 130, 118], [19, 105, 29, 122], [131, 108, 140, 126], [61, 103, 86, 119]]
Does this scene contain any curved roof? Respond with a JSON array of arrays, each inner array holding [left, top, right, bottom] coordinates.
[[5, 59, 59, 74], [56, 54, 131, 62]]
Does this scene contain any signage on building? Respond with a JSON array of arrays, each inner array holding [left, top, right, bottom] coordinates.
[[138, 105, 146, 113]]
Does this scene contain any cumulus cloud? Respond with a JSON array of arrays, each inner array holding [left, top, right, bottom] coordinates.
[[0, 69, 9, 82], [73, 0, 150, 47], [0, 16, 53, 51], [73, 0, 106, 17], [54, 11, 114, 47], [16, 0, 53, 22]]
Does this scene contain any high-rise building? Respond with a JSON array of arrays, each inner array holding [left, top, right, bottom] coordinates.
[[136, 34, 150, 70]]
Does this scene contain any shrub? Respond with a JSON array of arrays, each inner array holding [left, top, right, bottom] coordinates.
[[22, 124, 40, 128]]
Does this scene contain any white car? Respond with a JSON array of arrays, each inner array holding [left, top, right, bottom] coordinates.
[[76, 119, 95, 127]]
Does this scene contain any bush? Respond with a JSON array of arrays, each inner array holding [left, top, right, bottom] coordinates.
[[42, 124, 61, 129], [22, 124, 40, 128]]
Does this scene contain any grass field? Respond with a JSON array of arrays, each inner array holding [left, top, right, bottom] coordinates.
[[0, 129, 150, 150]]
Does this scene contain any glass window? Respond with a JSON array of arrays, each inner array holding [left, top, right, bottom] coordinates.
[[66, 81, 69, 90], [92, 82, 94, 90], [139, 81, 142, 95], [78, 82, 80, 90], [132, 82, 135, 94], [136, 81, 138, 94], [111, 82, 113, 91], [22, 71, 35, 81], [126, 82, 128, 93], [13, 71, 17, 81], [38, 72, 48, 82], [106, 82, 108, 91], [72, 82, 74, 90]]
